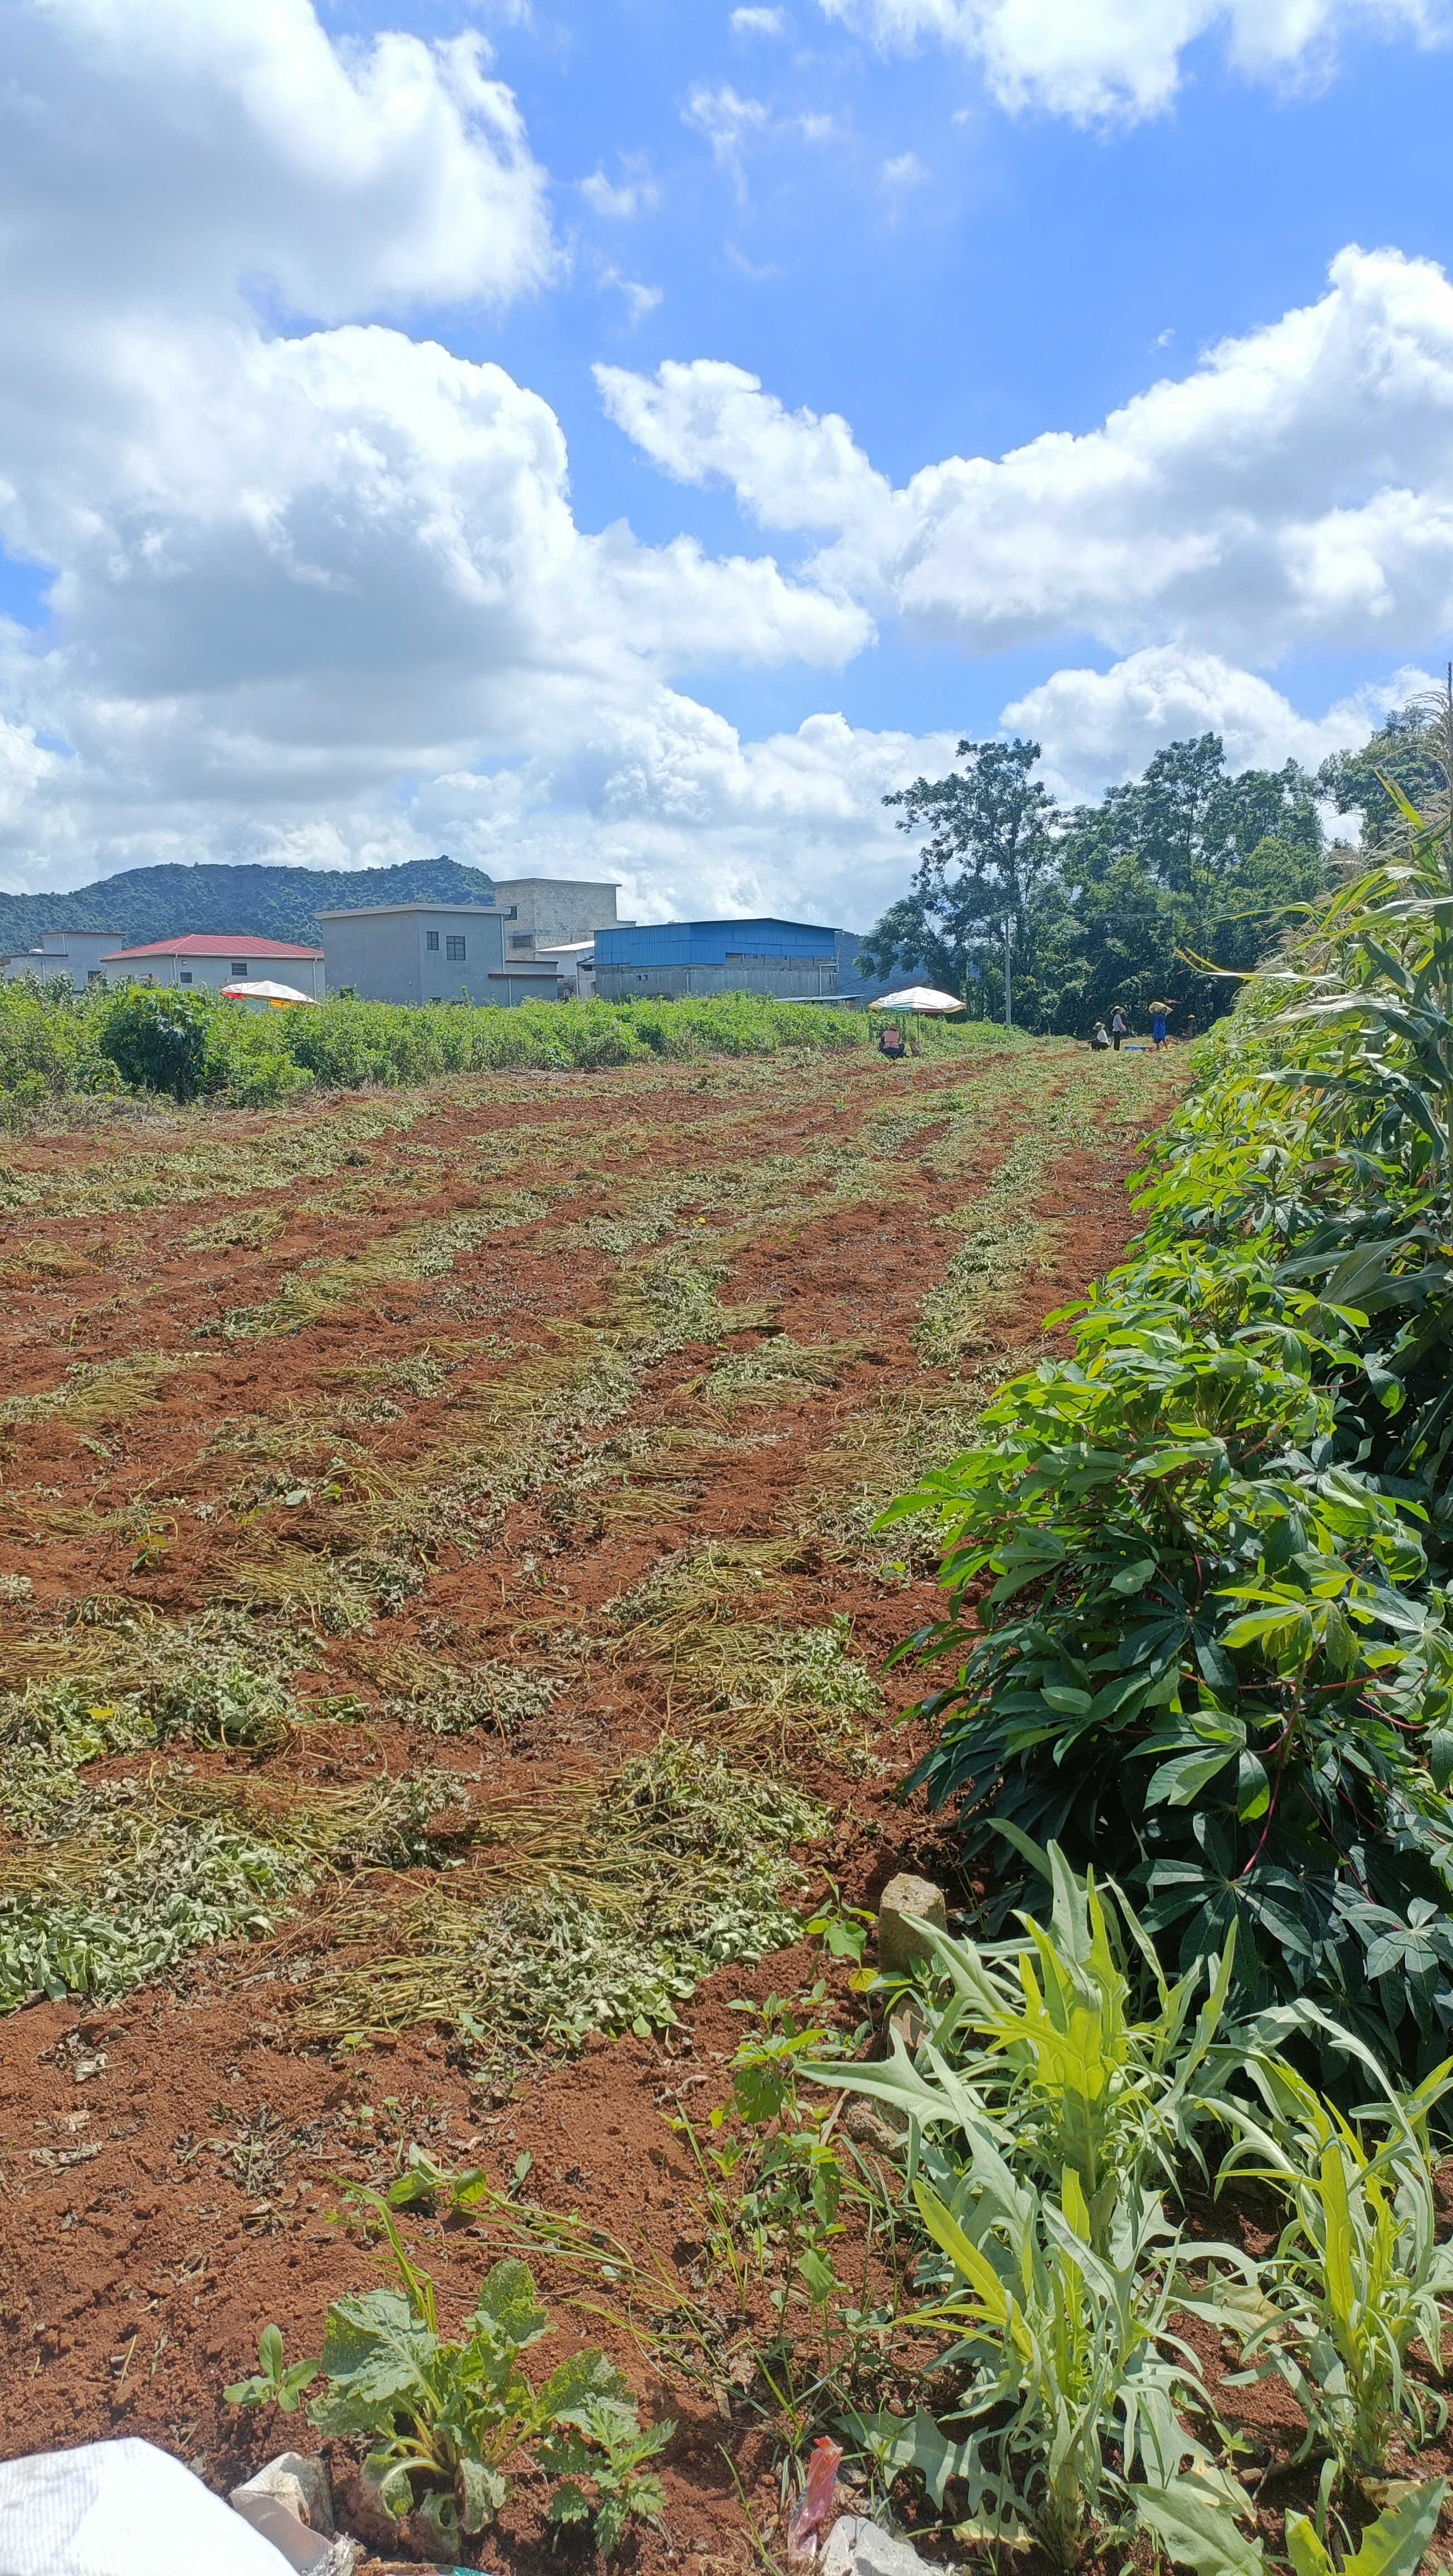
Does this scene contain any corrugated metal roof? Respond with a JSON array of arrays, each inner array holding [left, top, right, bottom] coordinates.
[[594, 917, 835, 968], [101, 934, 325, 959]]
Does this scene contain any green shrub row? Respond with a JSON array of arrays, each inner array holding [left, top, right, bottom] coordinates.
[[887, 744, 1453, 2082], [0, 976, 1021, 1106]]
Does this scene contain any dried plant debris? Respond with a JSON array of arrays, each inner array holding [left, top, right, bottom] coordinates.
[[688, 1334, 880, 1408], [610, 1543, 881, 1758], [0, 1673, 466, 2009], [382, 1660, 558, 1738], [296, 1739, 826, 2049]]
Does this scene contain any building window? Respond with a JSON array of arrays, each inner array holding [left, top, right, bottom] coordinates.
[[231, 962, 247, 977], [509, 933, 533, 951], [426, 930, 440, 952], [446, 935, 466, 962], [179, 971, 193, 985]]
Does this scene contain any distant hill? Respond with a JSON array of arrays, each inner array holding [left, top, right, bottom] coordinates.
[[0, 857, 499, 956]]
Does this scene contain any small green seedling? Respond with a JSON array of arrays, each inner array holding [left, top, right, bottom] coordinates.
[[224, 2323, 319, 2413], [539, 2392, 674, 2555]]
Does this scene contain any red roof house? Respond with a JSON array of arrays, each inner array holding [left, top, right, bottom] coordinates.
[[101, 933, 325, 998]]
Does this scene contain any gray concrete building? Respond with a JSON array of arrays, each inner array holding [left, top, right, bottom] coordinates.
[[491, 877, 623, 964], [315, 902, 559, 1007], [2, 928, 125, 990]]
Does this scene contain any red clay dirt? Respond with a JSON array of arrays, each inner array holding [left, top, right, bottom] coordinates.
[[0, 1039, 1189, 2570]]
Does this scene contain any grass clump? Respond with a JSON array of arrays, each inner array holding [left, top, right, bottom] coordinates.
[[611, 1544, 881, 1758], [691, 1334, 879, 1408], [298, 1740, 826, 2047]]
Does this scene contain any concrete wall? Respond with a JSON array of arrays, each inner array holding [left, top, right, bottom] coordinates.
[[3, 930, 124, 991], [491, 877, 620, 959], [595, 958, 838, 1001], [318, 904, 502, 1004], [317, 903, 563, 1007]]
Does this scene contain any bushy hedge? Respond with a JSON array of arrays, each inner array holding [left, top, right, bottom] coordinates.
[[0, 977, 1026, 1108], [888, 815, 1453, 2079]]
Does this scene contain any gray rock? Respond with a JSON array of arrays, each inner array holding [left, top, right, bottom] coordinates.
[[876, 1874, 948, 1976], [821, 2512, 955, 2576]]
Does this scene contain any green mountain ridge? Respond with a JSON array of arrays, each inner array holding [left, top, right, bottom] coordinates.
[[0, 857, 499, 956]]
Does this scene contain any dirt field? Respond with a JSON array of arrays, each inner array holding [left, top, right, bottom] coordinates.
[[0, 1034, 1185, 2568]]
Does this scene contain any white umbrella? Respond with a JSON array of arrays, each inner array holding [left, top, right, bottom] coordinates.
[[220, 980, 318, 1007], [869, 985, 967, 1015]]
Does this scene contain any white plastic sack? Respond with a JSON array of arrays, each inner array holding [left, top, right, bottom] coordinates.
[[821, 2516, 954, 2576], [0, 2438, 298, 2576]]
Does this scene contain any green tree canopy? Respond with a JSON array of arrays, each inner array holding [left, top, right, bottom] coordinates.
[[861, 730, 1329, 1035], [857, 736, 1059, 998], [1317, 699, 1449, 851]]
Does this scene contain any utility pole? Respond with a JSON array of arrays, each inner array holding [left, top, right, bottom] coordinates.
[[1004, 916, 1012, 1031]]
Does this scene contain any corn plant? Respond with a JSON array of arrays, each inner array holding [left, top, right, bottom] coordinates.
[[1201, 2056, 1453, 2485], [799, 1846, 1235, 2247], [1288, 2480, 1447, 2576], [898, 2132, 1250, 2571]]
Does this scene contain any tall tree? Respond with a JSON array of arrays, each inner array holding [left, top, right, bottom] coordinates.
[[860, 729, 1327, 1035], [1318, 701, 1449, 850], [857, 737, 1060, 999]]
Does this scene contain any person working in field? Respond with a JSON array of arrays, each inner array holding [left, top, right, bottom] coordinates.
[[1110, 1006, 1127, 1051], [878, 1020, 906, 1061], [1090, 1019, 1111, 1049], [1150, 1000, 1171, 1048]]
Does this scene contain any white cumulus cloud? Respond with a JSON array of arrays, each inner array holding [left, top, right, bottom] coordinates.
[[1001, 648, 1431, 803], [817, 0, 1452, 124], [598, 248, 1453, 662]]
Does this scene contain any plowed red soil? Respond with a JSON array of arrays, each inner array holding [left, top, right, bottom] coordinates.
[[0, 1037, 1188, 2571]]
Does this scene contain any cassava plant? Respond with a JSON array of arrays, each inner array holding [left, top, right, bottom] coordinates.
[[882, 818, 1453, 2069]]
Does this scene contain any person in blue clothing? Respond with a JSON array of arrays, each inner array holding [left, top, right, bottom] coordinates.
[[1150, 1001, 1170, 1048]]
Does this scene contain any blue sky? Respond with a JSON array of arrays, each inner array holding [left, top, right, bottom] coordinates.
[[1, 0, 1452, 925]]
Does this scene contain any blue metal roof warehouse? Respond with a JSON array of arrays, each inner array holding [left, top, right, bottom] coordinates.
[[594, 918, 835, 966], [592, 916, 840, 1001]]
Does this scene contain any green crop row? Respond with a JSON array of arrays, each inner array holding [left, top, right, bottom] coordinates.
[[0, 975, 1028, 1107], [885, 696, 1453, 2084]]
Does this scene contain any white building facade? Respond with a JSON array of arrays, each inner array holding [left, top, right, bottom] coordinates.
[[100, 935, 326, 996]]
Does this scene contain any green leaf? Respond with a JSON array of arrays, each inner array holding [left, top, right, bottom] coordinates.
[[257, 2323, 284, 2380], [1340, 2481, 1446, 2576], [1135, 2482, 1264, 2576], [798, 2247, 837, 2302], [1110, 1556, 1159, 1594], [1145, 1745, 1237, 1807], [1286, 2515, 1335, 2576], [545, 2477, 594, 2527], [1236, 1751, 1270, 1821], [456, 2453, 506, 2535], [474, 2257, 547, 2349]]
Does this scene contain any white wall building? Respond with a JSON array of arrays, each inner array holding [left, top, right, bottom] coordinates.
[[490, 877, 624, 966], [100, 934, 326, 996]]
